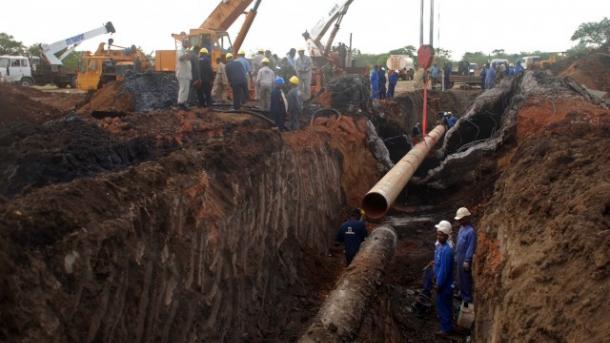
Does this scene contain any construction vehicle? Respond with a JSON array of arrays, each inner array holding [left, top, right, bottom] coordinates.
[[76, 40, 151, 91], [302, 0, 368, 95], [156, 0, 263, 72], [0, 22, 115, 87]]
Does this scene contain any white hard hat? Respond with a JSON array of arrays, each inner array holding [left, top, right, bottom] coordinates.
[[455, 207, 472, 220], [435, 220, 452, 236]]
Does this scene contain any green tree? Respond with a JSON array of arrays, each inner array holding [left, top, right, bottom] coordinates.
[[571, 17, 610, 48], [27, 43, 42, 57], [462, 51, 489, 65], [389, 45, 416, 58], [0, 33, 25, 55]]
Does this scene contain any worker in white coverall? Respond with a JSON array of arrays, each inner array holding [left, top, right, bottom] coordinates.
[[252, 49, 265, 99], [296, 48, 313, 101], [256, 58, 275, 111], [176, 40, 192, 110]]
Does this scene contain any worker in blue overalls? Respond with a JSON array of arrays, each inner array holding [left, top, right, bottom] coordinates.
[[434, 220, 454, 336], [455, 207, 477, 307], [336, 208, 368, 266]]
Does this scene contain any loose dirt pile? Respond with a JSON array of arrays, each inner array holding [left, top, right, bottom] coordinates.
[[560, 53, 610, 93], [79, 73, 178, 113], [0, 84, 59, 126]]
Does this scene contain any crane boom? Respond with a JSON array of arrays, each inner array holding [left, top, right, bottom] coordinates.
[[304, 0, 354, 57], [200, 0, 255, 31], [41, 22, 115, 66]]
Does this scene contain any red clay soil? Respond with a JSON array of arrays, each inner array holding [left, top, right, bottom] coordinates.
[[78, 81, 134, 113], [0, 84, 59, 126], [475, 102, 610, 342], [284, 115, 381, 207], [516, 95, 610, 140], [559, 53, 610, 92], [0, 84, 86, 127]]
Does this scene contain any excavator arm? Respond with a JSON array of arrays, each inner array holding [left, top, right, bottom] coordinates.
[[232, 0, 262, 54]]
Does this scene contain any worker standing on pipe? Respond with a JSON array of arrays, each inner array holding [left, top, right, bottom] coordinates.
[[454, 207, 477, 306], [335, 208, 368, 266], [434, 221, 454, 336]]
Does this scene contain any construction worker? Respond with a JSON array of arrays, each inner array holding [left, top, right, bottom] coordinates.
[[434, 220, 454, 336], [270, 77, 288, 130], [411, 122, 421, 146], [443, 62, 452, 90], [252, 49, 265, 99], [236, 50, 251, 101], [336, 208, 368, 266], [225, 53, 247, 110], [190, 46, 202, 105], [256, 58, 275, 111], [387, 70, 398, 98], [212, 56, 228, 103], [286, 76, 303, 130], [480, 64, 487, 89], [370, 65, 380, 99], [295, 48, 313, 101], [485, 63, 497, 89], [514, 61, 525, 76], [264, 50, 277, 68], [380, 68, 388, 100], [286, 48, 298, 75], [176, 40, 192, 110], [442, 112, 458, 129], [454, 207, 477, 306], [198, 48, 214, 107], [431, 64, 440, 88]]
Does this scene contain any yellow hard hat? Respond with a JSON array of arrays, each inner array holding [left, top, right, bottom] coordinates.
[[238, 50, 246, 56], [199, 48, 209, 54], [258, 48, 265, 53], [262, 58, 270, 64], [297, 47, 305, 51], [289, 76, 300, 85], [226, 53, 233, 60]]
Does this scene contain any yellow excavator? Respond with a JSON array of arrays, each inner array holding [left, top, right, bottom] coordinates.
[[77, 40, 151, 91], [155, 0, 262, 72]]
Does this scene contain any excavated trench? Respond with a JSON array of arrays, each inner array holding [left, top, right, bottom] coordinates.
[[2, 69, 608, 342]]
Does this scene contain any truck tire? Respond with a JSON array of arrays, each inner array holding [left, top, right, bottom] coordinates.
[[20, 77, 33, 87]]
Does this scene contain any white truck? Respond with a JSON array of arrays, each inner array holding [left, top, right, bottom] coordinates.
[[0, 22, 115, 87], [0, 55, 34, 86]]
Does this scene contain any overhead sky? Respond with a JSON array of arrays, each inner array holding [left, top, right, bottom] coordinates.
[[1, 0, 608, 60]]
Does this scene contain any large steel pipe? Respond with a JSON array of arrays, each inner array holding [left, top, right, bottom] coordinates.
[[362, 125, 446, 219], [299, 225, 398, 342]]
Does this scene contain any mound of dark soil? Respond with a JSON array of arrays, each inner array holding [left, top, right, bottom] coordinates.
[[0, 116, 174, 197]]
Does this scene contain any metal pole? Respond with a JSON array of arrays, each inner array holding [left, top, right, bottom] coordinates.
[[419, 0, 424, 46], [430, 0, 435, 47]]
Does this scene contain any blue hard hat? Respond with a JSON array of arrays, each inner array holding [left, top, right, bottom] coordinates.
[[275, 76, 285, 86]]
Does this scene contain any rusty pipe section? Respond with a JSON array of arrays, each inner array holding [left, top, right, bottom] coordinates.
[[362, 125, 446, 219], [299, 225, 397, 342]]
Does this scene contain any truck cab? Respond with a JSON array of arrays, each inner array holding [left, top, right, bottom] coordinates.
[[0, 55, 34, 86]]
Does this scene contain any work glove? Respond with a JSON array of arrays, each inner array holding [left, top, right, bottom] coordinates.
[[463, 262, 470, 271]]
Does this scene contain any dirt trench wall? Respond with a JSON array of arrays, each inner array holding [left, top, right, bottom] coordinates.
[[0, 118, 377, 342]]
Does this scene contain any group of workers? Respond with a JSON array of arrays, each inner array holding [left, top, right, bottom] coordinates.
[[428, 207, 477, 336], [481, 60, 525, 89], [175, 40, 315, 131], [370, 66, 399, 99], [334, 206, 477, 337]]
